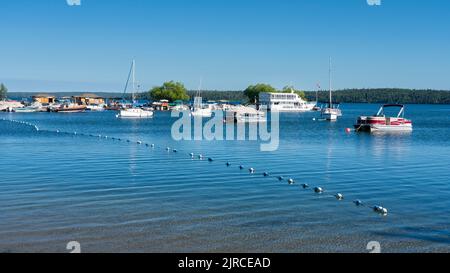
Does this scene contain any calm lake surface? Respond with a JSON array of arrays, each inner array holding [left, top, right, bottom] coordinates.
[[0, 104, 449, 253]]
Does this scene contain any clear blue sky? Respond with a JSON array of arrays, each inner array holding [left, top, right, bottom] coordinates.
[[1, 0, 449, 92]]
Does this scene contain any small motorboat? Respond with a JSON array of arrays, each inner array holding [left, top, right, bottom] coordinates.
[[86, 104, 106, 111], [224, 106, 267, 123], [354, 104, 413, 133]]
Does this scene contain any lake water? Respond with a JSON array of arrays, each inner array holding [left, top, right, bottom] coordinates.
[[0, 104, 449, 253]]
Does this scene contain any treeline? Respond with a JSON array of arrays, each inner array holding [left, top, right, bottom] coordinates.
[[8, 88, 450, 104], [186, 90, 246, 102], [304, 89, 450, 104]]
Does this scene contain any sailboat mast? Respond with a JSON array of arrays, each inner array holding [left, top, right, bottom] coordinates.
[[329, 57, 332, 108], [132, 60, 136, 102]]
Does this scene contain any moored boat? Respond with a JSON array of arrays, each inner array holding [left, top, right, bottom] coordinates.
[[116, 60, 154, 119], [225, 106, 267, 123], [354, 104, 413, 133], [320, 58, 342, 121], [51, 104, 87, 113], [117, 108, 154, 118]]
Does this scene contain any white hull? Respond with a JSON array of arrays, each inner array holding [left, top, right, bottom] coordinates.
[[87, 105, 105, 111], [236, 116, 267, 123], [321, 108, 342, 121], [190, 108, 212, 118], [323, 113, 338, 121], [117, 108, 154, 118], [369, 124, 413, 132], [268, 103, 316, 112]]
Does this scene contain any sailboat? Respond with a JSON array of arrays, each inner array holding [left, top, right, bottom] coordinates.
[[116, 60, 154, 119], [190, 78, 212, 118], [321, 58, 342, 121]]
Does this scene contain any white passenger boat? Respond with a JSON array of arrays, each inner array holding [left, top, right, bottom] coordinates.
[[259, 91, 315, 112], [354, 104, 413, 133]]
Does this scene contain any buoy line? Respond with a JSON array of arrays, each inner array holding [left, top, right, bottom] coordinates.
[[0, 118, 389, 217]]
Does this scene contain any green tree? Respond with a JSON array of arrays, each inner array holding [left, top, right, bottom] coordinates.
[[282, 85, 306, 100], [149, 81, 189, 102], [0, 83, 7, 100], [244, 84, 277, 103]]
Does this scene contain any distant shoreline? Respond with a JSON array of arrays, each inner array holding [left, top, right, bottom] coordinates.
[[7, 88, 450, 105]]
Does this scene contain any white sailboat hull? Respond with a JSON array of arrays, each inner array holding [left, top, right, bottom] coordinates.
[[117, 109, 154, 118], [190, 108, 212, 118]]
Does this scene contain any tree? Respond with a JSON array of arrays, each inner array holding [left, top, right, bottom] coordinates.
[[282, 85, 306, 100], [149, 81, 189, 102], [0, 83, 7, 101], [244, 84, 277, 103]]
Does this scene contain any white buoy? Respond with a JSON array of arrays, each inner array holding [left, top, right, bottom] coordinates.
[[373, 206, 388, 215], [301, 184, 309, 189], [151, 144, 155, 148], [314, 187, 324, 193], [249, 168, 255, 173], [239, 165, 244, 170], [226, 162, 231, 167], [263, 172, 269, 177], [288, 178, 295, 185], [190, 153, 194, 158], [198, 154, 204, 159], [335, 193, 344, 200], [278, 176, 284, 181], [354, 200, 363, 206], [137, 141, 142, 144]]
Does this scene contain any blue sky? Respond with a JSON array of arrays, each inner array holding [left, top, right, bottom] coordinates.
[[1, 0, 449, 92]]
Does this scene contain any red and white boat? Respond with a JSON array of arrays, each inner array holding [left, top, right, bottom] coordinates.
[[354, 104, 413, 133]]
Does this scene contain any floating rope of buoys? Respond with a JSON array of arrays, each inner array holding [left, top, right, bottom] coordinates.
[[0, 118, 389, 217]]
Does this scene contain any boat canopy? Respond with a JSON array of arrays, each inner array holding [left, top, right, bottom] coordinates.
[[377, 104, 405, 118], [382, 104, 405, 108]]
